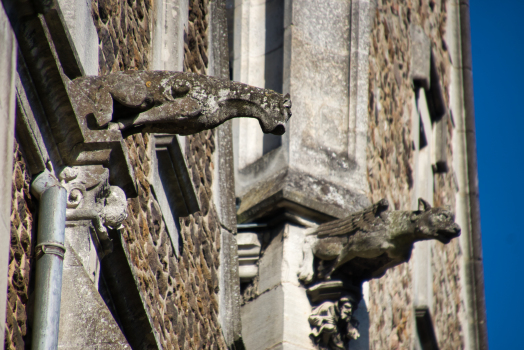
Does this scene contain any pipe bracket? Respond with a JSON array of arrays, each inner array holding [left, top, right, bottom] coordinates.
[[35, 242, 67, 260]]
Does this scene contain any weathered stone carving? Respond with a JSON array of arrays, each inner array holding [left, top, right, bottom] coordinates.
[[60, 165, 128, 257], [59, 70, 291, 196], [299, 199, 460, 349], [62, 70, 292, 256], [69, 71, 291, 136], [308, 293, 360, 350], [299, 198, 461, 284]]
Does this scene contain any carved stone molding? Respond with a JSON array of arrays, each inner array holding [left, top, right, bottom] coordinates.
[[236, 232, 261, 282]]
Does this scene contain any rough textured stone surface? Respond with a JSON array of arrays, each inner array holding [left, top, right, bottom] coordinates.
[[70, 71, 290, 136], [57, 0, 99, 75], [119, 131, 226, 349], [0, 7, 17, 347], [366, 0, 463, 349], [298, 198, 460, 284], [4, 140, 36, 350], [430, 231, 464, 349], [184, 0, 209, 74], [116, 132, 227, 349], [241, 224, 314, 350], [432, 132, 463, 350], [91, 0, 153, 74], [58, 241, 130, 349]]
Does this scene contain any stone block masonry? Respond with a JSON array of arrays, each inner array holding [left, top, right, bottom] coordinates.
[[4, 140, 36, 350]]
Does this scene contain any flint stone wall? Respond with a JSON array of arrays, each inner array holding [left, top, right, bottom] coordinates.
[[366, 0, 463, 348], [4, 140, 36, 350], [92, 0, 228, 348], [92, 0, 154, 74], [183, 0, 209, 74], [121, 132, 226, 349]]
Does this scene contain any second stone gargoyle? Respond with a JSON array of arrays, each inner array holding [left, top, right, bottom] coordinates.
[[69, 71, 291, 135], [298, 198, 461, 283]]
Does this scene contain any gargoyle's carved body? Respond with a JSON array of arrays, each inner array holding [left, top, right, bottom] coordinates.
[[299, 198, 461, 283], [69, 71, 291, 136]]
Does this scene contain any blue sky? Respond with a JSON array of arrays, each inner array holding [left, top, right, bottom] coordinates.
[[470, 1, 524, 348]]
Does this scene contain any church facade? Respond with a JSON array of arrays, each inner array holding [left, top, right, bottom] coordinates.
[[0, 0, 486, 349]]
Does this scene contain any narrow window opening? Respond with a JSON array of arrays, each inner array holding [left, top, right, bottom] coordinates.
[[415, 306, 439, 350], [262, 0, 284, 155], [419, 116, 428, 149]]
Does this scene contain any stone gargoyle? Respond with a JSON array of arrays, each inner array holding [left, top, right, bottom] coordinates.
[[69, 71, 291, 136], [298, 198, 461, 284]]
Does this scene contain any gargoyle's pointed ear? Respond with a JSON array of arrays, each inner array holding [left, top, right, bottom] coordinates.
[[376, 198, 389, 212], [283, 94, 292, 108], [418, 198, 432, 211]]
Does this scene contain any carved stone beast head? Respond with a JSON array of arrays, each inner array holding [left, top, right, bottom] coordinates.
[[70, 71, 292, 136], [411, 198, 461, 244]]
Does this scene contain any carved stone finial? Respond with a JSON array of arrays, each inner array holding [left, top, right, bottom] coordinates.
[[298, 198, 461, 284], [69, 71, 291, 136]]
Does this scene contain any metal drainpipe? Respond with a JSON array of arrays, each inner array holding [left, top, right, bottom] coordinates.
[[459, 1, 488, 348], [30, 170, 67, 350]]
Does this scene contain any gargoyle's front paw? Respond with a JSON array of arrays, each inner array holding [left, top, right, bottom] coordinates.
[[108, 122, 122, 130], [348, 328, 360, 340], [317, 269, 333, 281], [298, 267, 314, 284]]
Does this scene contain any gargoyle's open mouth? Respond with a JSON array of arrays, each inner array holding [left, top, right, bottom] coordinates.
[[437, 225, 461, 243], [271, 123, 286, 136]]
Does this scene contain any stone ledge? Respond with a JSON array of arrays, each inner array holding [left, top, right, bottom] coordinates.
[[237, 167, 370, 224]]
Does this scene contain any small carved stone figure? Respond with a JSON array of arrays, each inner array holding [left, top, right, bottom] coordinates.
[[59, 165, 129, 256], [299, 198, 461, 283], [69, 71, 291, 136], [309, 294, 360, 350]]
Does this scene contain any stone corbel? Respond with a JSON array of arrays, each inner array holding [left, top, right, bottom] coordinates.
[[60, 165, 127, 258], [307, 284, 361, 350]]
